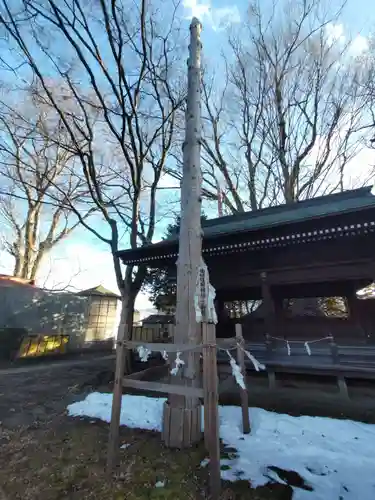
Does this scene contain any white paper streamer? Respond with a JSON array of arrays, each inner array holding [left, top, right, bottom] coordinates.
[[170, 352, 185, 375], [137, 345, 152, 362], [304, 342, 311, 356], [162, 350, 168, 361], [287, 341, 291, 356], [226, 350, 246, 389], [194, 259, 218, 324], [243, 348, 266, 372]]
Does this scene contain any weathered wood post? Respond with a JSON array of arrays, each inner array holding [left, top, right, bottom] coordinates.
[[162, 17, 204, 448], [235, 323, 250, 434], [107, 298, 130, 472], [260, 272, 277, 389], [202, 321, 221, 500]]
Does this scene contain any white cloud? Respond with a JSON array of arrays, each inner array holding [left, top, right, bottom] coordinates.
[[183, 0, 210, 19], [325, 23, 345, 45], [211, 6, 241, 28], [183, 0, 240, 30], [158, 172, 180, 189], [325, 23, 369, 56], [350, 34, 369, 55]]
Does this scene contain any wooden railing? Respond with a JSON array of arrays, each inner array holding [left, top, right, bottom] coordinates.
[[132, 324, 174, 343]]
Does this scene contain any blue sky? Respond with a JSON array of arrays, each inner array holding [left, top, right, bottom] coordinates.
[[1, 0, 374, 315]]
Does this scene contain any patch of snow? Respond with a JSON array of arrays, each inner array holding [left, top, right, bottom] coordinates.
[[67, 392, 164, 431], [220, 406, 375, 500], [67, 394, 375, 499]]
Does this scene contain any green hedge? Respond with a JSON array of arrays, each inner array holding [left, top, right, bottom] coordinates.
[[0, 328, 28, 361]]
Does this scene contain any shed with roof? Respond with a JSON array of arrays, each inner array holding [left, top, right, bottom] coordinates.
[[118, 187, 375, 345]]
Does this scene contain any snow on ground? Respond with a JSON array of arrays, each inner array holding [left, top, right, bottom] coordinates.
[[68, 392, 163, 431], [67, 393, 375, 499]]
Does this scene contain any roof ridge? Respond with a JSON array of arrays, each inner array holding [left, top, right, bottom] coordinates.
[[202, 186, 372, 228]]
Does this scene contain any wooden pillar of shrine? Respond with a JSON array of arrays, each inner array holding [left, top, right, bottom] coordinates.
[[260, 272, 277, 388], [215, 297, 225, 320], [260, 272, 277, 336], [346, 284, 371, 344], [273, 295, 284, 326]]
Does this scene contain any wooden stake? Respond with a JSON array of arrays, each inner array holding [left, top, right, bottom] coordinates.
[[235, 323, 250, 434], [202, 322, 221, 500], [107, 313, 128, 472]]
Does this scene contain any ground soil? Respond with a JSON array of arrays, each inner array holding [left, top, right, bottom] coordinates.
[[1, 357, 375, 499]]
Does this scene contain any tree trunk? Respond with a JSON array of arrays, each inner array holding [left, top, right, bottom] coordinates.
[[118, 290, 136, 375], [106, 290, 137, 470]]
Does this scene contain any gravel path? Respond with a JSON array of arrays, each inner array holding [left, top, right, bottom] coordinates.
[[0, 356, 114, 428]]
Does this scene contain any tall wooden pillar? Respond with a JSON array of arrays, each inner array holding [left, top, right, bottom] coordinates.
[[273, 295, 284, 322], [346, 285, 370, 344], [162, 17, 203, 448], [215, 297, 225, 321], [260, 272, 276, 338], [260, 272, 277, 388]]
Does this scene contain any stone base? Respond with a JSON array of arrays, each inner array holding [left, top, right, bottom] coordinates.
[[162, 401, 202, 448]]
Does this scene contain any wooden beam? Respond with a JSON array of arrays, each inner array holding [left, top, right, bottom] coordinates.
[[122, 378, 204, 398], [209, 235, 375, 277], [124, 364, 169, 381], [216, 279, 372, 301], [125, 340, 202, 353], [213, 260, 374, 289]]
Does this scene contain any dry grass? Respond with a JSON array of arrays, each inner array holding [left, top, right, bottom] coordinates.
[[2, 360, 375, 499], [0, 416, 291, 500]]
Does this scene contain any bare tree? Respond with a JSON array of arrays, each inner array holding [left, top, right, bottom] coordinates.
[[0, 94, 94, 281], [168, 0, 372, 213], [0, 0, 184, 371]]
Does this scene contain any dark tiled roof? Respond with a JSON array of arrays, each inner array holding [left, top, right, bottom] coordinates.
[[117, 186, 375, 264], [142, 314, 174, 324], [76, 285, 120, 299], [201, 186, 375, 238]]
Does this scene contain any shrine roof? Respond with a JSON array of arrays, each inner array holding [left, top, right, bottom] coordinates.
[[118, 186, 375, 265]]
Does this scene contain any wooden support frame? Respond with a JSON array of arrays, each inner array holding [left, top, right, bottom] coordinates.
[[107, 323, 231, 500], [122, 378, 204, 398], [125, 340, 202, 352], [107, 321, 257, 500], [202, 322, 221, 500]]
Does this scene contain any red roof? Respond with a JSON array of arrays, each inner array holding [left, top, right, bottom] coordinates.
[[0, 275, 36, 288]]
